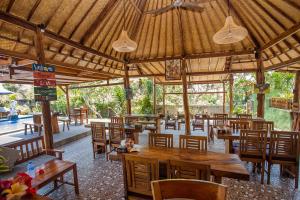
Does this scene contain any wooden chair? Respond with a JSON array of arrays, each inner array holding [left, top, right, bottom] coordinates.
[[229, 120, 250, 154], [237, 113, 252, 120], [179, 135, 207, 151], [122, 154, 159, 198], [149, 133, 173, 148], [108, 123, 125, 151], [167, 159, 211, 181], [252, 120, 274, 131], [91, 122, 107, 159], [239, 130, 267, 184], [69, 110, 81, 126], [229, 120, 250, 132], [151, 179, 227, 200], [165, 117, 176, 130], [111, 116, 123, 124], [267, 131, 299, 188], [192, 114, 205, 131], [213, 113, 228, 127]]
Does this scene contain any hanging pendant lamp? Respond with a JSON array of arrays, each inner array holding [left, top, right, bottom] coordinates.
[[213, 0, 248, 44], [112, 0, 137, 52]]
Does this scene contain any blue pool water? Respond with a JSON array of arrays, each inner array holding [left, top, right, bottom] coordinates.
[[0, 115, 33, 134]]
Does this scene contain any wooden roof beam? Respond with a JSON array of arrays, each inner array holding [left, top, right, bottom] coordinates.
[[228, 0, 260, 49], [261, 22, 300, 51], [266, 56, 300, 71], [0, 48, 121, 78], [80, 0, 118, 45], [129, 68, 257, 77], [128, 50, 254, 64], [0, 11, 124, 63]]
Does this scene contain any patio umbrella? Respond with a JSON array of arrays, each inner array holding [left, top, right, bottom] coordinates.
[[0, 84, 13, 95]]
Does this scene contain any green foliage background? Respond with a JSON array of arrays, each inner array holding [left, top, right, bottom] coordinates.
[[0, 72, 295, 130]]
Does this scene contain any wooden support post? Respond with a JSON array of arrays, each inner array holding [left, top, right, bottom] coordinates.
[[223, 82, 226, 114], [65, 85, 71, 116], [291, 71, 300, 131], [182, 59, 191, 135], [229, 74, 234, 117], [153, 78, 156, 114], [256, 51, 265, 118], [124, 64, 131, 114], [35, 26, 53, 149], [293, 71, 300, 106], [163, 85, 166, 116]]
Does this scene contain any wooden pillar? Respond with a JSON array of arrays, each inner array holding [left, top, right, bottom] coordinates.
[[182, 59, 191, 135], [256, 51, 265, 118], [35, 26, 53, 149], [153, 78, 156, 114], [229, 74, 234, 117], [291, 71, 300, 131], [223, 82, 226, 114], [124, 64, 131, 114], [65, 86, 71, 116], [293, 72, 300, 106], [163, 85, 166, 116]]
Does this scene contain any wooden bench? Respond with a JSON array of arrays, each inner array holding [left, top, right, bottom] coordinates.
[[2, 136, 79, 196], [23, 122, 43, 136]]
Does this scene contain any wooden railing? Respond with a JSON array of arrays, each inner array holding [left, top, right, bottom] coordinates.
[[269, 97, 293, 110]]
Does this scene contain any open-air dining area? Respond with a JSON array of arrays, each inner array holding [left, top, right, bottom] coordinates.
[[0, 0, 300, 199]]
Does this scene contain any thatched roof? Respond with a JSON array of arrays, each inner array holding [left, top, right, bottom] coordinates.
[[0, 0, 299, 85]]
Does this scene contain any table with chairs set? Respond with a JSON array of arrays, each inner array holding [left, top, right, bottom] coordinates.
[[121, 133, 249, 199], [202, 113, 299, 188]]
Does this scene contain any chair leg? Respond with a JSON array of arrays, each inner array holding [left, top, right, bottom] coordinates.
[[261, 161, 265, 184], [92, 143, 96, 159], [63, 122, 65, 132], [67, 122, 70, 130], [30, 125, 33, 134], [295, 164, 299, 189], [25, 124, 27, 135], [267, 162, 271, 184]]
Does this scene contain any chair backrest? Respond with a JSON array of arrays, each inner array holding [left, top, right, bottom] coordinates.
[[213, 113, 228, 126], [91, 122, 106, 143], [269, 131, 300, 162], [179, 135, 207, 151], [237, 114, 252, 119], [111, 116, 123, 124], [239, 130, 267, 159], [252, 120, 274, 131], [109, 123, 125, 140], [149, 133, 173, 148], [123, 154, 159, 196], [229, 120, 250, 132], [167, 159, 211, 181], [151, 179, 227, 200], [125, 116, 138, 124], [4, 136, 45, 164]]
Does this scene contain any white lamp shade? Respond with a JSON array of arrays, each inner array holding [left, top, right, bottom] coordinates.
[[112, 30, 137, 52], [213, 16, 248, 44]]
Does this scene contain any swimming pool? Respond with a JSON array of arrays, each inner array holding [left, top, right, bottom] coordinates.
[[0, 116, 33, 135]]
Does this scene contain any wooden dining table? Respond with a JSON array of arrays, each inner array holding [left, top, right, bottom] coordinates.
[[127, 147, 250, 183]]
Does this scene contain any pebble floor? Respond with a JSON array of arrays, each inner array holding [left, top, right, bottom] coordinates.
[[44, 130, 300, 200]]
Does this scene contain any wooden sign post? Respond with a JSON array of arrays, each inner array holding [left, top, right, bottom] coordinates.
[[34, 26, 55, 149]]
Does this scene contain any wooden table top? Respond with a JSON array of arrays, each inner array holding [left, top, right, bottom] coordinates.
[[86, 119, 139, 130], [129, 147, 249, 180], [32, 159, 75, 189], [124, 114, 159, 118]]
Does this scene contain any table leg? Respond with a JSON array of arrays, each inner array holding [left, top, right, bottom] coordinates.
[[30, 125, 33, 134], [225, 139, 233, 154], [67, 121, 70, 130], [73, 164, 79, 194], [25, 124, 27, 135], [214, 176, 222, 184]]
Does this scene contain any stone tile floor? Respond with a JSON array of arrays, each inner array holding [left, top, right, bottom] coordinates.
[[43, 130, 300, 200]]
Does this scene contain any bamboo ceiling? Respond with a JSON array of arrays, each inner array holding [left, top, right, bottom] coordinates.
[[0, 0, 299, 85]]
